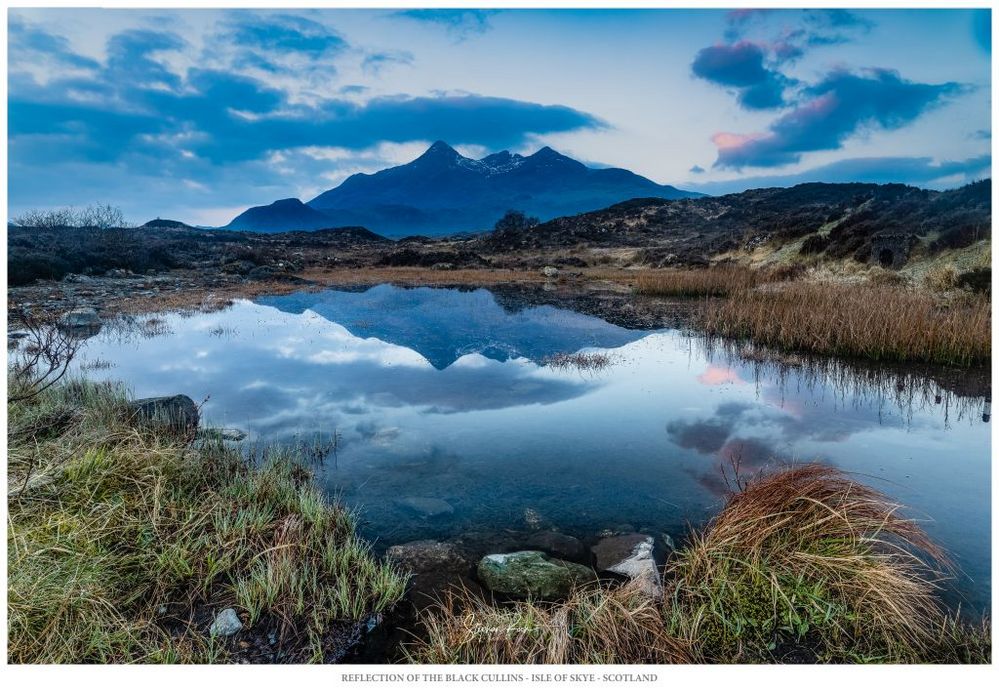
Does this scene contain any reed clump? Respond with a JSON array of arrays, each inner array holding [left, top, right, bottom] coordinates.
[[666, 464, 955, 662], [700, 281, 990, 366], [7, 377, 407, 664]]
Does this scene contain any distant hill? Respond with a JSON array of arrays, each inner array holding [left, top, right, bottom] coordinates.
[[141, 218, 196, 230], [225, 141, 701, 236], [226, 198, 335, 233], [481, 180, 992, 265]]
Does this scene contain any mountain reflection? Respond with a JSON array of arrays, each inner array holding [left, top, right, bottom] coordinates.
[[256, 284, 654, 369]]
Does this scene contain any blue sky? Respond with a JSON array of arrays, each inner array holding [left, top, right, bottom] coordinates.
[[7, 7, 992, 225]]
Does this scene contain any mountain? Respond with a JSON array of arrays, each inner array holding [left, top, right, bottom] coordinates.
[[225, 141, 701, 236], [226, 198, 334, 232]]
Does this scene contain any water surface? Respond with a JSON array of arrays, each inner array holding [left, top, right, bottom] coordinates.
[[74, 285, 991, 612]]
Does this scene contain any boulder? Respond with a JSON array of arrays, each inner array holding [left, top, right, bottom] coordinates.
[[396, 496, 454, 518], [386, 540, 469, 574], [129, 394, 199, 433], [524, 530, 586, 561], [477, 551, 594, 599], [591, 533, 662, 599], [541, 266, 559, 278], [209, 608, 243, 637], [58, 307, 100, 330]]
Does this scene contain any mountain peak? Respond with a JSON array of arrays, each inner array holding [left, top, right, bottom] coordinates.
[[421, 140, 460, 158]]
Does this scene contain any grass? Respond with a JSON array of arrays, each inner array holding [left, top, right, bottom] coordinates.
[[666, 464, 951, 662], [7, 377, 407, 664], [539, 351, 613, 372], [405, 464, 990, 665], [634, 265, 765, 297], [699, 281, 990, 366], [404, 582, 692, 664]]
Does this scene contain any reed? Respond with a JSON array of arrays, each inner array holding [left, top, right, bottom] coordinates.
[[700, 281, 990, 366]]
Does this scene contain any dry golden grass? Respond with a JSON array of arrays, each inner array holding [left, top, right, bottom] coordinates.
[[666, 464, 950, 662], [700, 281, 990, 366], [634, 265, 765, 297], [404, 582, 692, 664]]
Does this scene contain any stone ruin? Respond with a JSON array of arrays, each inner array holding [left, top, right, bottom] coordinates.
[[870, 232, 917, 269]]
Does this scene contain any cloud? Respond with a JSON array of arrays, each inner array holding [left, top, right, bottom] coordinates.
[[713, 69, 966, 168], [700, 9, 875, 112], [396, 9, 497, 40], [10, 22, 601, 170], [221, 13, 347, 58], [687, 154, 991, 194], [692, 41, 793, 110], [689, 164, 705, 174], [9, 16, 100, 71], [362, 50, 414, 75]]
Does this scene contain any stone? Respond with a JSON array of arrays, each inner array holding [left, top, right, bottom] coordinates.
[[209, 608, 243, 637], [129, 394, 199, 433], [524, 530, 586, 561], [591, 533, 662, 599], [541, 265, 559, 278], [58, 307, 100, 329], [386, 540, 469, 574], [61, 273, 91, 283], [396, 496, 454, 518], [477, 551, 595, 599]]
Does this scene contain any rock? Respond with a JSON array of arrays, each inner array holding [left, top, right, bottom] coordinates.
[[397, 496, 454, 518], [477, 551, 595, 599], [386, 540, 469, 574], [129, 394, 199, 433], [106, 268, 129, 278], [221, 260, 256, 275], [247, 265, 278, 280], [524, 530, 586, 561], [591, 533, 662, 599], [58, 307, 100, 330], [209, 608, 243, 637], [541, 265, 559, 278], [61, 273, 91, 283]]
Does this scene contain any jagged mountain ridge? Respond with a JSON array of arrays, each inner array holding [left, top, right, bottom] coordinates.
[[225, 141, 700, 236]]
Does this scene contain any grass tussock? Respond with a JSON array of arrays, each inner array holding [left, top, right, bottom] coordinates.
[[667, 464, 953, 663], [404, 582, 692, 664], [7, 378, 407, 664], [405, 464, 990, 665], [700, 281, 990, 366]]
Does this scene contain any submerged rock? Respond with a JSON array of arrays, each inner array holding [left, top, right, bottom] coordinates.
[[396, 496, 454, 518], [524, 530, 586, 561], [58, 307, 100, 330], [477, 550, 594, 599], [591, 533, 662, 599], [209, 608, 243, 637], [386, 540, 469, 574], [129, 394, 199, 433]]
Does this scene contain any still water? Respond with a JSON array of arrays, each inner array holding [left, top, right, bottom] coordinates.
[[74, 285, 991, 611]]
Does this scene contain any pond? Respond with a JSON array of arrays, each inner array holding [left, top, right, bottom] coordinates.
[[73, 284, 992, 613]]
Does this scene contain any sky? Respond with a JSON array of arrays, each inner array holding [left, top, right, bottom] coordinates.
[[7, 7, 992, 226]]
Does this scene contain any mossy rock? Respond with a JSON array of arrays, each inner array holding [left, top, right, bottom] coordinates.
[[476, 551, 595, 599]]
